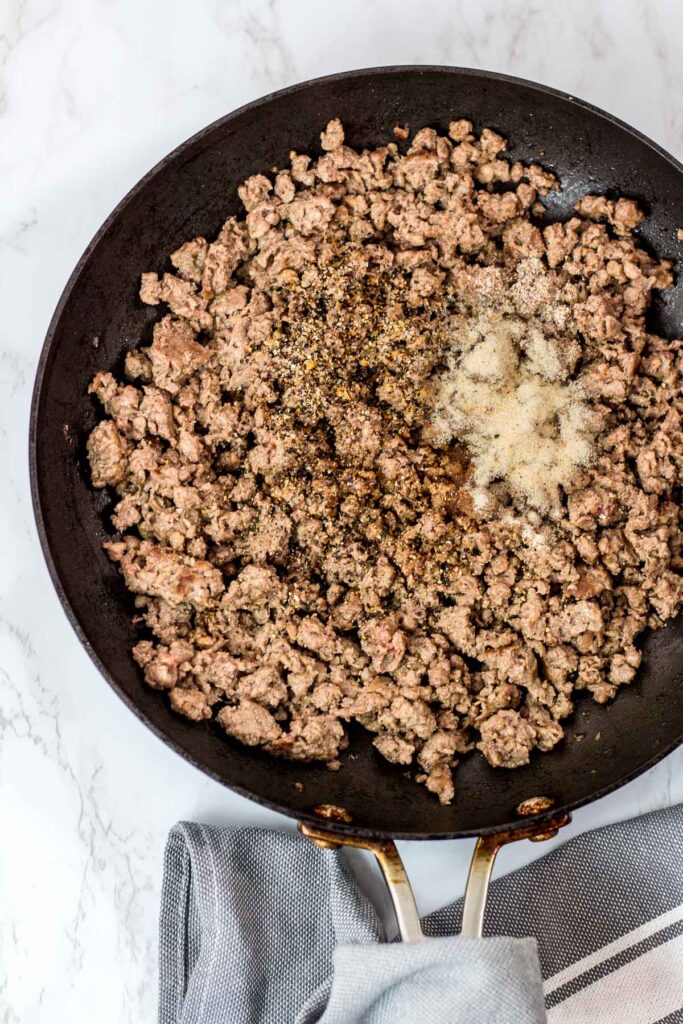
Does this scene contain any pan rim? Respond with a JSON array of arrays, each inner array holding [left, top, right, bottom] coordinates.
[[29, 63, 683, 840]]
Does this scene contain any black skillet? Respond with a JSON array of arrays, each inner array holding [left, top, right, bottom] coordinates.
[[30, 67, 683, 855]]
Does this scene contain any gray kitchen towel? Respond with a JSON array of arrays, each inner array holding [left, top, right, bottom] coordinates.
[[160, 804, 683, 1024], [311, 938, 545, 1023]]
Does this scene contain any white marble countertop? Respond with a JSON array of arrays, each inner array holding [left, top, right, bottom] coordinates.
[[2, 0, 683, 1019]]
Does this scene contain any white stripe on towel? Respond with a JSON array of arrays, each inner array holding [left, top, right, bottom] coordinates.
[[547, 932, 683, 1024], [545, 904, 683, 995]]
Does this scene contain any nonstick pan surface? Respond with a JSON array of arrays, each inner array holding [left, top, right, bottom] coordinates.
[[30, 66, 683, 839]]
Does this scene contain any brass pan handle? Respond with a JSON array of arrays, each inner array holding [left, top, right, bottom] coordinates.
[[300, 811, 570, 942], [461, 813, 570, 938], [300, 821, 425, 942]]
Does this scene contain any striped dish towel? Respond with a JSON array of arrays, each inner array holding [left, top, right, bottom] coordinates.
[[426, 803, 683, 1023], [160, 804, 682, 1023]]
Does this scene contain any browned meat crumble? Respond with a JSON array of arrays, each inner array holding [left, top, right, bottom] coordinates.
[[87, 118, 683, 804]]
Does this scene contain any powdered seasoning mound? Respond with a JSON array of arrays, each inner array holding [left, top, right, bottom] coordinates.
[[430, 303, 596, 514]]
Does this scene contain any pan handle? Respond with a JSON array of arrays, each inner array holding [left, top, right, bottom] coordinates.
[[461, 813, 570, 938], [299, 821, 425, 942], [300, 812, 570, 942]]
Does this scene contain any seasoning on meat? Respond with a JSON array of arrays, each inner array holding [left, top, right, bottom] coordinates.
[[430, 300, 596, 513], [86, 118, 683, 804]]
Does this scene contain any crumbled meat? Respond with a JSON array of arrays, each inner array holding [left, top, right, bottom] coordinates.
[[132, 638, 194, 689], [267, 715, 347, 763], [108, 539, 224, 608], [574, 195, 644, 236], [87, 420, 128, 487], [147, 316, 209, 394], [320, 118, 344, 152], [218, 700, 282, 745], [169, 687, 212, 722], [87, 118, 683, 804], [170, 238, 208, 283], [478, 710, 536, 768], [139, 272, 161, 305]]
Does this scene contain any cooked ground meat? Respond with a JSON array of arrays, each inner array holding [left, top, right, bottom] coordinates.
[[87, 117, 683, 804]]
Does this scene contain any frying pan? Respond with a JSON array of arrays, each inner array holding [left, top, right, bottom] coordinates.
[[30, 66, 683, 936]]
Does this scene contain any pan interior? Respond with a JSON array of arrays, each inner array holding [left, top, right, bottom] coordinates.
[[31, 67, 683, 838]]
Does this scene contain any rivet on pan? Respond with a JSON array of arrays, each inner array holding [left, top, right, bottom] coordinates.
[[312, 803, 353, 824], [516, 795, 555, 817]]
